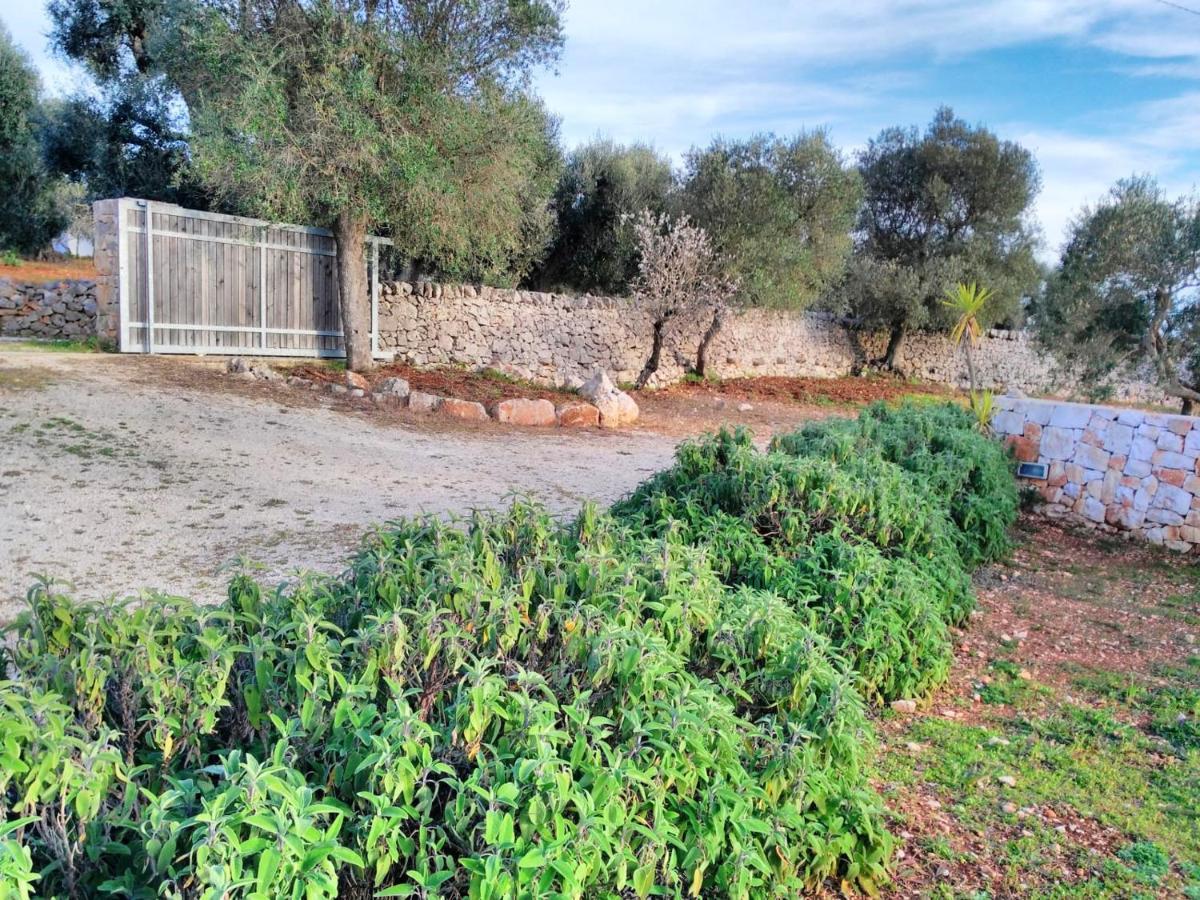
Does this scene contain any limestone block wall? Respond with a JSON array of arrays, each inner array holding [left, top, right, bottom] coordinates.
[[992, 396, 1200, 552], [0, 278, 98, 340]]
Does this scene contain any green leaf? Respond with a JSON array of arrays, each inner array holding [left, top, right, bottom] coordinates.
[[518, 847, 546, 869]]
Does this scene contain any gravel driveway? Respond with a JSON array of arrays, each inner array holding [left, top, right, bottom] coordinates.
[[0, 350, 680, 619]]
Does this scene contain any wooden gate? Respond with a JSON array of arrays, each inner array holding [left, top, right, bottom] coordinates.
[[112, 198, 389, 358]]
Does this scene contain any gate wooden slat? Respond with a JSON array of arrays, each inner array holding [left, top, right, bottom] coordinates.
[[113, 198, 386, 358]]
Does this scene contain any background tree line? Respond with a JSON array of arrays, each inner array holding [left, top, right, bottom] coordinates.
[[1, 0, 1195, 404]]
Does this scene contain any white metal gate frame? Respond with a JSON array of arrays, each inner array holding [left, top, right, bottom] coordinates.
[[116, 198, 392, 359]]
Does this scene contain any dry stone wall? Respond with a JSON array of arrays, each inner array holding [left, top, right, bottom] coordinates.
[[0, 278, 98, 340], [376, 280, 1163, 401], [992, 396, 1200, 552]]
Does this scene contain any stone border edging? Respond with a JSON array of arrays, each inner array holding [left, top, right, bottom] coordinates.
[[225, 359, 632, 429]]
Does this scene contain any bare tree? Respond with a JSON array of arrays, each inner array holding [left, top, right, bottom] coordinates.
[[629, 210, 736, 388]]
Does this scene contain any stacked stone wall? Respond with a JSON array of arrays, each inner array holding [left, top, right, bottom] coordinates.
[[0, 278, 98, 340], [376, 281, 1166, 402]]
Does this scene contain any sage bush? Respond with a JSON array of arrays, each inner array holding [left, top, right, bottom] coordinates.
[[0, 402, 1015, 898], [770, 401, 1019, 568]]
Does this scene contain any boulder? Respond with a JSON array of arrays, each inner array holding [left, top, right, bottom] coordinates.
[[375, 376, 410, 398], [343, 370, 370, 391], [493, 398, 557, 427], [578, 369, 639, 428], [579, 369, 618, 402], [556, 402, 600, 428], [440, 398, 489, 422], [408, 391, 442, 412]]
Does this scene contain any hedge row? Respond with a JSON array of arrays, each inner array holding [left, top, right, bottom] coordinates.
[[0, 402, 1016, 899]]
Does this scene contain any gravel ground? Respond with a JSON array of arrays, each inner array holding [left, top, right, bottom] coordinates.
[[0, 350, 679, 619]]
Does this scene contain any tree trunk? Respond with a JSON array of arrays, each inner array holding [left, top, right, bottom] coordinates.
[[636, 316, 668, 389], [880, 322, 906, 371], [333, 210, 372, 373], [694, 306, 726, 378], [963, 340, 978, 394], [1179, 379, 1200, 416]]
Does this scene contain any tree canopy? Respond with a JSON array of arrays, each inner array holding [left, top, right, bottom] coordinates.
[[844, 107, 1041, 369], [154, 0, 565, 370], [1035, 176, 1200, 413], [0, 26, 68, 255], [39, 83, 208, 211], [677, 131, 860, 309], [529, 139, 674, 294], [46, 0, 206, 208]]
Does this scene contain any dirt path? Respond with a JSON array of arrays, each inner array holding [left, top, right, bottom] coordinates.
[[0, 351, 683, 618]]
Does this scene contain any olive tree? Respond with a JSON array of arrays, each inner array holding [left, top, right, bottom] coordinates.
[[1036, 176, 1200, 413], [46, 0, 211, 208], [846, 107, 1041, 371], [629, 211, 736, 388], [677, 131, 860, 309], [0, 27, 67, 255], [530, 139, 674, 294], [157, 0, 564, 371]]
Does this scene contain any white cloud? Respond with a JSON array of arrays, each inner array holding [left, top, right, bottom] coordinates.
[[1015, 91, 1200, 260], [557, 0, 1158, 67], [1017, 131, 1157, 258], [539, 0, 1200, 252]]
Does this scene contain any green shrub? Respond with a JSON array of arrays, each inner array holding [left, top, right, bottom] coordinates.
[[0, 819, 39, 900], [1, 404, 1018, 897], [2, 509, 890, 898], [771, 401, 1018, 568], [610, 421, 978, 702]]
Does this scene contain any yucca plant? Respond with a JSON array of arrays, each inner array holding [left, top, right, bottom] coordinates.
[[942, 281, 993, 394], [969, 389, 995, 434]]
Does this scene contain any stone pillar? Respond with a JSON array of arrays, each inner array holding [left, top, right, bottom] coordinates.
[[91, 199, 121, 346]]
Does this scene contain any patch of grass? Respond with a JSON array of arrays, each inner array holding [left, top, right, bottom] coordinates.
[[1071, 658, 1200, 756], [1117, 840, 1170, 886], [1159, 588, 1200, 625], [680, 371, 721, 386], [1, 337, 100, 352], [14, 414, 136, 461], [978, 659, 1040, 706], [0, 366, 54, 391], [880, 653, 1200, 897]]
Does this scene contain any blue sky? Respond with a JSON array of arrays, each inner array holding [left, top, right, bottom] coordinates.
[[5, 0, 1200, 256]]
